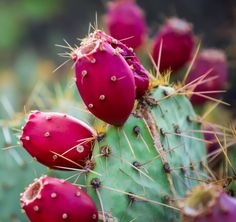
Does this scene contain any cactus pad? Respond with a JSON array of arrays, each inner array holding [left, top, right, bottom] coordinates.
[[86, 85, 207, 221]]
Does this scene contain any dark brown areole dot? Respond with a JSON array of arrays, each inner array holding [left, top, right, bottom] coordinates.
[[90, 178, 101, 189], [180, 165, 186, 174], [84, 159, 96, 171], [199, 160, 204, 170], [163, 89, 170, 96], [190, 162, 195, 170], [162, 195, 171, 204], [173, 124, 181, 134], [132, 161, 142, 169], [100, 145, 112, 157], [97, 132, 105, 142], [160, 128, 166, 136], [133, 126, 140, 136], [127, 192, 136, 203], [186, 115, 193, 123], [145, 96, 158, 107], [163, 162, 171, 173]]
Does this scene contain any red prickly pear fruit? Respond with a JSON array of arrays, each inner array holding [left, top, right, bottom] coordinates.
[[20, 111, 96, 170], [20, 176, 98, 222], [182, 184, 236, 222], [152, 17, 195, 73], [105, 0, 147, 49], [186, 49, 228, 105], [72, 31, 137, 126]]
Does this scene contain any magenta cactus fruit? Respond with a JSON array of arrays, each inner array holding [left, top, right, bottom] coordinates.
[[186, 48, 228, 104], [73, 32, 135, 126], [20, 111, 96, 169], [182, 184, 236, 222], [152, 17, 195, 73], [105, 0, 147, 49], [72, 30, 149, 125], [20, 176, 98, 222]]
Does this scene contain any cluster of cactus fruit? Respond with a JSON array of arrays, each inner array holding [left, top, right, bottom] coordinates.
[[16, 28, 235, 222], [2, 0, 236, 222]]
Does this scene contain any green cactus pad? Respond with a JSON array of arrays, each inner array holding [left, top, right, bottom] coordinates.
[[86, 85, 207, 222]]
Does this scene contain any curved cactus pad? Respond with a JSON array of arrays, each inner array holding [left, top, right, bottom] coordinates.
[[86, 85, 206, 221]]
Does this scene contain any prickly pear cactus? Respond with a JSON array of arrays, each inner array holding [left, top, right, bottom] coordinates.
[[13, 30, 209, 222], [86, 85, 206, 221]]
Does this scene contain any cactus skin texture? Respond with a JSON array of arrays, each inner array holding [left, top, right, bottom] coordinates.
[[20, 111, 96, 169], [186, 49, 228, 105], [85, 85, 206, 221], [152, 17, 195, 73], [182, 184, 236, 222], [105, 0, 147, 49], [73, 30, 149, 126], [21, 176, 98, 222]]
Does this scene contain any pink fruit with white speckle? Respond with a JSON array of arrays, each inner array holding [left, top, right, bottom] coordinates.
[[20, 111, 96, 169], [20, 176, 98, 222]]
